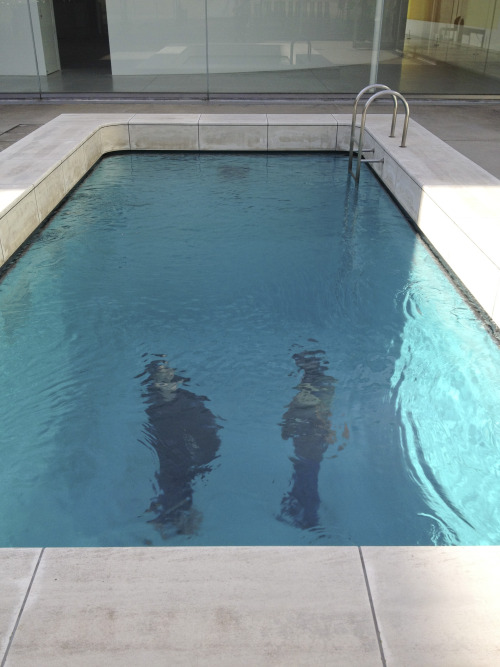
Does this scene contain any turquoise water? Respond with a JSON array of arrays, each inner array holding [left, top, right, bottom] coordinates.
[[0, 152, 499, 547]]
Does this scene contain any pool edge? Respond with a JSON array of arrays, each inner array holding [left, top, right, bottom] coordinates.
[[1, 113, 499, 328]]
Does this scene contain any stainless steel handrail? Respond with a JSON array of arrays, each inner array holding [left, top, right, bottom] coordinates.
[[348, 84, 397, 174], [349, 87, 410, 182]]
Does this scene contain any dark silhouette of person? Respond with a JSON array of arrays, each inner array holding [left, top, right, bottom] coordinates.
[[279, 348, 349, 529], [141, 358, 222, 537]]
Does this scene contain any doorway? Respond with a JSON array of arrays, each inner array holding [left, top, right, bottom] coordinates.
[[52, 0, 110, 71]]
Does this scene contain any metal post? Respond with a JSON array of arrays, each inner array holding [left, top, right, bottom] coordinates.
[[369, 0, 385, 85]]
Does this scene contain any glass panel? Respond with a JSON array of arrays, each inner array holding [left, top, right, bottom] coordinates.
[[104, 0, 208, 95], [41, 0, 110, 94], [485, 0, 500, 81], [376, 0, 410, 90], [400, 0, 500, 94], [37, 0, 208, 96], [1, 0, 499, 98], [206, 0, 379, 94], [0, 0, 42, 95]]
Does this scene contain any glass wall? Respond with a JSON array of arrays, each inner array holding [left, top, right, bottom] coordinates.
[[0, 0, 499, 97], [400, 0, 500, 94]]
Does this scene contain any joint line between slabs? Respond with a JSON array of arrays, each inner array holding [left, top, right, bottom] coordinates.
[[1, 548, 45, 667], [358, 546, 387, 667]]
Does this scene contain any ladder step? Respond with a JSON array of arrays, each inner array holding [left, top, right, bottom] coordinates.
[[350, 148, 374, 156], [348, 85, 410, 182]]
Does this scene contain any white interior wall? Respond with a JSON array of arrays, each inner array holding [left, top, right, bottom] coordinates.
[[0, 0, 59, 76], [29, 0, 60, 75], [105, 0, 334, 75], [0, 1, 39, 75], [106, 0, 206, 75]]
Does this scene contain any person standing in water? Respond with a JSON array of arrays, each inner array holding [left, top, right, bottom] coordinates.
[[141, 358, 222, 537], [279, 348, 349, 529]]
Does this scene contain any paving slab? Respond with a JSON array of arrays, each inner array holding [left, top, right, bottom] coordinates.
[[407, 105, 500, 142], [362, 547, 500, 667], [1, 102, 500, 182], [0, 550, 42, 659], [445, 140, 500, 180], [4, 547, 380, 666]]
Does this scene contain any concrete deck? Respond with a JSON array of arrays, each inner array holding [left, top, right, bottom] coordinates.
[[1, 546, 500, 666], [1, 101, 500, 179], [1, 102, 500, 666]]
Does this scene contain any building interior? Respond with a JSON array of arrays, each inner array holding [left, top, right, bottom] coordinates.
[[1, 0, 499, 98]]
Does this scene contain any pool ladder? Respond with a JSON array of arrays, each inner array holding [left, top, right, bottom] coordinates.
[[348, 85, 410, 182]]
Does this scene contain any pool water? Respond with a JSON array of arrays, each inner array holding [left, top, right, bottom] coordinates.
[[0, 152, 499, 547]]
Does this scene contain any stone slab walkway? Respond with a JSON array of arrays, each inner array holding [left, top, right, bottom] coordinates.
[[2, 547, 500, 666]]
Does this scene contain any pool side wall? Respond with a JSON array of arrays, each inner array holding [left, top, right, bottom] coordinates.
[[0, 113, 499, 327]]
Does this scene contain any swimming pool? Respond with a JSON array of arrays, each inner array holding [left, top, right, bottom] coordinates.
[[0, 151, 499, 547]]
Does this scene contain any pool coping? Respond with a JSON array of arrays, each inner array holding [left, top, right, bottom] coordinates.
[[2, 545, 500, 665], [0, 112, 499, 330], [1, 115, 500, 664]]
